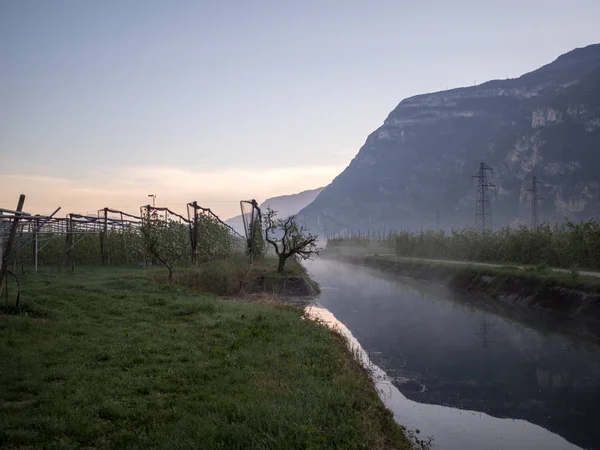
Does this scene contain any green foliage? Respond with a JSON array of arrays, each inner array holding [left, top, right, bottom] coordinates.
[[13, 214, 244, 270], [194, 212, 245, 262], [328, 219, 600, 270], [249, 218, 265, 260], [194, 258, 240, 295], [174, 256, 317, 297], [13, 227, 144, 267], [103, 226, 144, 264], [0, 267, 412, 449], [141, 214, 189, 280]]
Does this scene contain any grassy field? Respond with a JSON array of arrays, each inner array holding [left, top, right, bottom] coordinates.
[[0, 265, 411, 449]]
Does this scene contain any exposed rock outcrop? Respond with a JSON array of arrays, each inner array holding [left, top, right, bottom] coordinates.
[[299, 44, 600, 233]]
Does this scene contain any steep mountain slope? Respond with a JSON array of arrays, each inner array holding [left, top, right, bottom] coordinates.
[[298, 44, 600, 233], [225, 187, 323, 235]]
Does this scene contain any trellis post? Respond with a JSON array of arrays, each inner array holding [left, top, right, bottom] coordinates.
[[0, 195, 26, 295]]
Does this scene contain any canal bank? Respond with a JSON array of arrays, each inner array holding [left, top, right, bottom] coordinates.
[[325, 253, 600, 341]]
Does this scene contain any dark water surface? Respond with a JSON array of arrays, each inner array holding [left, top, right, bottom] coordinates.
[[304, 258, 600, 450]]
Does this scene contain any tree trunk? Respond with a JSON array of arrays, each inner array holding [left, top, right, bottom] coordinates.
[[278, 255, 286, 274], [168, 267, 173, 284]]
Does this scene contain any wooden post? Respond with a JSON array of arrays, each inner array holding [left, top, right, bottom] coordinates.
[[64, 214, 75, 271], [191, 202, 198, 264], [121, 212, 127, 264], [99, 220, 104, 265], [34, 218, 39, 272], [0, 195, 26, 296], [100, 208, 108, 265], [31, 219, 36, 267], [64, 216, 70, 271], [103, 208, 108, 264]]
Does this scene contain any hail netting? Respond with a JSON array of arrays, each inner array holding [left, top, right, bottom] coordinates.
[[187, 202, 245, 264], [240, 200, 264, 260], [1, 200, 245, 269], [1, 207, 144, 268]]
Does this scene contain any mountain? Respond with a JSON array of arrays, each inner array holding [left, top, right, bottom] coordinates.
[[298, 44, 600, 234], [225, 187, 324, 235]]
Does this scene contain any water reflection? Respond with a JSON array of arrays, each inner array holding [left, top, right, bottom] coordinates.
[[305, 258, 600, 450]]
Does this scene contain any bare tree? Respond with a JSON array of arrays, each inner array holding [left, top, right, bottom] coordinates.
[[263, 207, 319, 273]]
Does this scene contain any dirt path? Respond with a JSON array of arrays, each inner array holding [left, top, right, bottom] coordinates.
[[368, 254, 600, 279]]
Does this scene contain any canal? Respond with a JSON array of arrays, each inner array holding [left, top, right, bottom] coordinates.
[[305, 258, 600, 450]]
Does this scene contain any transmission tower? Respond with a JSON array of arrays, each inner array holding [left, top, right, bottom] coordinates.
[[476, 318, 496, 349], [472, 162, 496, 230], [527, 176, 544, 229]]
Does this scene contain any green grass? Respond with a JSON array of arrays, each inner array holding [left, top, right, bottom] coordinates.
[[172, 255, 319, 296], [345, 254, 600, 294], [0, 266, 410, 449]]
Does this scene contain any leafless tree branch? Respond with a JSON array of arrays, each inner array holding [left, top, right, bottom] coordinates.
[[263, 207, 319, 273]]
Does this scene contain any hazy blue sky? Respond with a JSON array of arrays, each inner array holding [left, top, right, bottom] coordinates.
[[1, 0, 599, 218]]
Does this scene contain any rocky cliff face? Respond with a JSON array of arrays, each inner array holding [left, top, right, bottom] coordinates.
[[299, 44, 600, 233]]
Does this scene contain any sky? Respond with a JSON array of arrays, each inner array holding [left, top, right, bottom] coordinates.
[[1, 0, 600, 220]]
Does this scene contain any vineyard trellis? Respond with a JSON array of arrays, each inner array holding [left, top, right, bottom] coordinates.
[[186, 202, 246, 263], [1, 196, 247, 282]]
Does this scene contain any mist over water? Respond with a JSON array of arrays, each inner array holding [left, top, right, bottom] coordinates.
[[305, 258, 600, 450]]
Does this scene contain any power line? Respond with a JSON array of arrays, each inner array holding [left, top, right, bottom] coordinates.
[[472, 162, 496, 231]]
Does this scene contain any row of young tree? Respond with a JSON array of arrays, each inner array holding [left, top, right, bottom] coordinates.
[[14, 212, 245, 273], [15, 227, 143, 267], [142, 208, 318, 279], [327, 220, 600, 270], [13, 207, 319, 279]]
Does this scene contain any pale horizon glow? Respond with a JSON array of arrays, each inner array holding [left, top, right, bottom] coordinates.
[[0, 164, 344, 219], [2, 0, 600, 220]]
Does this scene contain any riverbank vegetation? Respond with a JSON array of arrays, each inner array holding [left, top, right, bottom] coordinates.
[[341, 254, 600, 293], [0, 266, 413, 449], [328, 220, 600, 271], [171, 255, 319, 296]]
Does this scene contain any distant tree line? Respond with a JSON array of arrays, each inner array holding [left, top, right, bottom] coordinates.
[[328, 220, 600, 270]]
